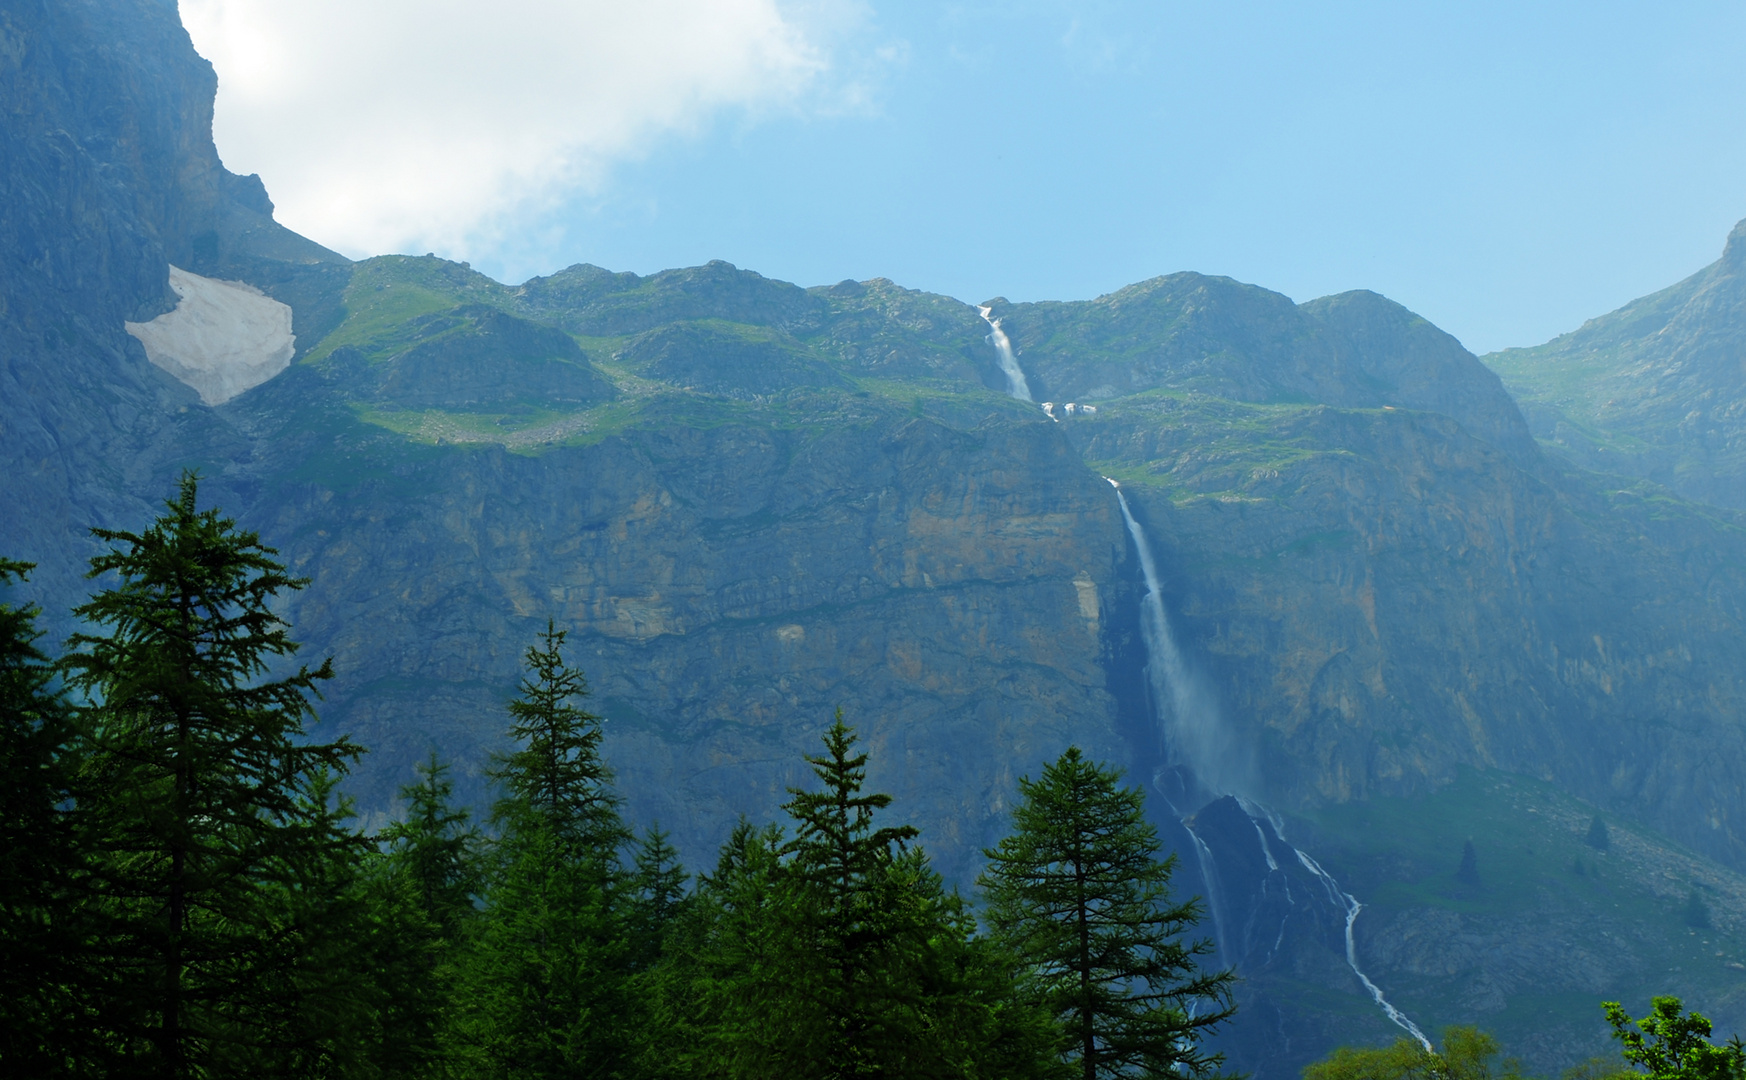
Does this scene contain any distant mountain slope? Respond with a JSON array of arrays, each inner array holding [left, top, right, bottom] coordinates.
[[1486, 218, 1746, 508], [988, 275, 1539, 460]]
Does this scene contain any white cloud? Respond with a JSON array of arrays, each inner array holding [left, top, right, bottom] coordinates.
[[180, 0, 845, 268]]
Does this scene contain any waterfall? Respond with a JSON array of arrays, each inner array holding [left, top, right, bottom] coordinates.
[[1107, 476, 1429, 1048], [1294, 849, 1433, 1050], [978, 306, 1033, 402], [1108, 479, 1251, 798], [1184, 822, 1232, 963]]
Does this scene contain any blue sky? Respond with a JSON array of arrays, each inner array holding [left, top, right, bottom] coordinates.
[[191, 0, 1746, 354]]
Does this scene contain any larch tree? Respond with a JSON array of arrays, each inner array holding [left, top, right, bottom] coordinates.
[[780, 713, 925, 1077], [462, 619, 635, 1080], [61, 473, 365, 1078], [363, 753, 483, 1078], [979, 746, 1235, 1080], [0, 559, 93, 1072]]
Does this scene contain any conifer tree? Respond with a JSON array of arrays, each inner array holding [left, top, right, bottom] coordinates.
[[662, 719, 1063, 1080], [462, 620, 634, 1079], [494, 620, 623, 852], [629, 825, 689, 971], [60, 473, 365, 1077], [362, 754, 482, 1079], [383, 752, 483, 941], [0, 559, 93, 1071], [980, 746, 1235, 1080], [779, 713, 924, 1077], [660, 819, 806, 1077]]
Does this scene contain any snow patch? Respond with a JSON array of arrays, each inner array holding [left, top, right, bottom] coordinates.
[[125, 266, 295, 405]]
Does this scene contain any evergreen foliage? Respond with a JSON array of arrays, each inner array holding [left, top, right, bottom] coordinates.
[[459, 619, 635, 1079], [0, 559, 91, 1072], [4, 480, 1251, 1079], [363, 754, 482, 1078], [656, 717, 1067, 1080], [61, 473, 366, 1076], [1587, 816, 1611, 852], [1456, 839, 1481, 887], [979, 746, 1235, 1080]]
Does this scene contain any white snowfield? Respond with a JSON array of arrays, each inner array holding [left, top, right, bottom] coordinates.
[[125, 266, 295, 405]]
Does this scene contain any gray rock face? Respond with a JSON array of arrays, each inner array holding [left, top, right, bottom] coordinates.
[[1300, 289, 1539, 460], [1487, 217, 1746, 507]]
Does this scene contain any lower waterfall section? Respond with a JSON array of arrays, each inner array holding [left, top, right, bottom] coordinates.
[[1292, 850, 1433, 1050], [1107, 477, 1430, 1050]]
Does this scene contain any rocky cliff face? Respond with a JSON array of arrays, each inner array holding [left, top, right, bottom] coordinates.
[[0, 0, 345, 620], [9, 3, 1746, 1072], [1486, 218, 1746, 509]]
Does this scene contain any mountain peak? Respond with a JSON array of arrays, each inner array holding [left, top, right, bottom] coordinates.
[[1723, 215, 1746, 272]]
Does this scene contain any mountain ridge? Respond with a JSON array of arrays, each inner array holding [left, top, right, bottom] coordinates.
[[1486, 216, 1746, 509]]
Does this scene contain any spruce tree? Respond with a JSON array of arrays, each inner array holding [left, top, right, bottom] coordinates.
[[980, 746, 1235, 1080], [0, 559, 93, 1072], [462, 620, 633, 1079], [61, 473, 365, 1077]]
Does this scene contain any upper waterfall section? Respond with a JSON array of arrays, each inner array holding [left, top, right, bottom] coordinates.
[[978, 305, 1033, 401], [983, 273, 1538, 462]]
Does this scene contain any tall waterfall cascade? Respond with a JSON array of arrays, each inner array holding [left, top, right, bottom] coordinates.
[[1106, 477, 1430, 1050], [977, 306, 1033, 402]]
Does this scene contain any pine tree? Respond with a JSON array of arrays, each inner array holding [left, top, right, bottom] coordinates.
[[980, 746, 1235, 1080], [662, 719, 1064, 1080], [1456, 839, 1481, 887], [0, 559, 94, 1072], [494, 619, 623, 853], [660, 819, 810, 1078], [461, 620, 634, 1079], [61, 473, 366, 1077]]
